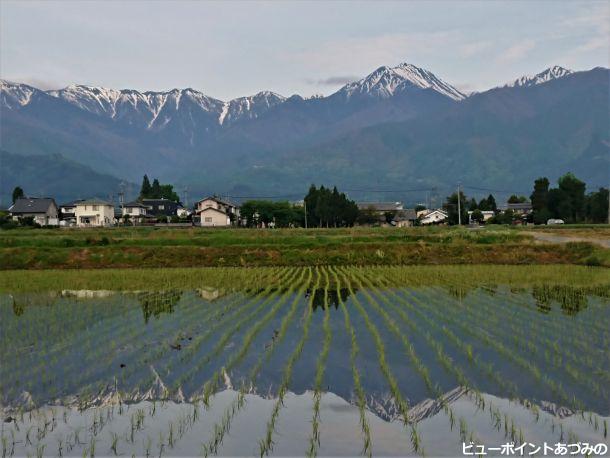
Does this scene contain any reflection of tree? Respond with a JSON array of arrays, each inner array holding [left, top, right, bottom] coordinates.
[[446, 285, 476, 302], [12, 297, 24, 316], [531, 285, 588, 316], [307, 288, 356, 311], [138, 290, 182, 323]]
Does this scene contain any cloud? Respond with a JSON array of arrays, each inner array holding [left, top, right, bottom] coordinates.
[[6, 77, 63, 90], [458, 41, 493, 58], [306, 76, 360, 86], [496, 39, 536, 64]]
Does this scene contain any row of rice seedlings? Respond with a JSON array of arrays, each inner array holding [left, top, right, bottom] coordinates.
[[387, 276, 586, 412], [51, 292, 215, 400], [173, 267, 301, 392], [307, 266, 332, 458], [475, 284, 608, 355], [329, 268, 372, 458], [414, 282, 602, 407], [356, 268, 539, 441], [103, 286, 259, 395], [375, 277, 581, 442], [258, 267, 321, 457], [338, 269, 423, 455], [340, 266, 482, 447], [1, 295, 141, 394], [460, 289, 608, 401], [473, 286, 604, 374], [201, 267, 309, 405], [125, 268, 308, 457], [19, 270, 299, 456], [201, 268, 314, 457]]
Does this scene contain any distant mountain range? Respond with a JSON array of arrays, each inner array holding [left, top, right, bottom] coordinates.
[[1, 63, 608, 205]]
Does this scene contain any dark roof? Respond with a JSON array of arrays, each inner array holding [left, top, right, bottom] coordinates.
[[9, 197, 57, 214], [393, 209, 417, 221], [197, 196, 239, 208], [123, 201, 148, 208], [507, 202, 533, 211], [60, 199, 85, 207], [76, 198, 114, 206], [356, 201, 403, 211]]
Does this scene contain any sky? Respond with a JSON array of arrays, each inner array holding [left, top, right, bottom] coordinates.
[[1, 0, 608, 100]]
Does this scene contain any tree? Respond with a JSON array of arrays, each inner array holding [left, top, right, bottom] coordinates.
[[470, 209, 484, 224], [557, 172, 586, 223], [468, 198, 478, 211], [140, 175, 152, 198], [12, 186, 24, 204], [444, 191, 468, 225], [151, 179, 161, 198], [508, 195, 527, 203], [304, 184, 358, 227], [530, 177, 550, 224], [479, 194, 497, 212], [585, 187, 609, 223]]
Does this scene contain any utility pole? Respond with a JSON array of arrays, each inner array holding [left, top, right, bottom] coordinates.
[[457, 182, 462, 226], [304, 200, 308, 229]]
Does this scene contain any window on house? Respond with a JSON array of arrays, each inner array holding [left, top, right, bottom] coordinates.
[[158, 205, 164, 210], [205, 217, 213, 222], [127, 208, 132, 214], [92, 205, 99, 211]]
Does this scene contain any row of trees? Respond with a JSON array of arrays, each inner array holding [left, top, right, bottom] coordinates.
[[240, 201, 304, 228], [531, 173, 608, 224], [444, 173, 608, 225], [304, 185, 359, 227], [139, 175, 180, 202]]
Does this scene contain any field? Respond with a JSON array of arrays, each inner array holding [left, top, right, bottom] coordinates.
[[1, 265, 609, 456], [1, 225, 609, 269]]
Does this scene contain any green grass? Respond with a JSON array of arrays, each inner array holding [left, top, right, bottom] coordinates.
[[1, 226, 607, 269]]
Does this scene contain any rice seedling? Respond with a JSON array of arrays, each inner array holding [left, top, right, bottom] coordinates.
[[336, 268, 423, 455], [258, 267, 320, 457], [307, 266, 332, 458]]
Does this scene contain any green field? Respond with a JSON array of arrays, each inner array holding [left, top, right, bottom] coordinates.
[[0, 225, 608, 269]]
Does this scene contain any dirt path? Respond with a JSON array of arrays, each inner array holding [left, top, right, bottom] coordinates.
[[528, 232, 610, 248]]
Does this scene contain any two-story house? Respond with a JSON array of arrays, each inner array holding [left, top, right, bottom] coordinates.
[[195, 196, 240, 227], [75, 199, 115, 227]]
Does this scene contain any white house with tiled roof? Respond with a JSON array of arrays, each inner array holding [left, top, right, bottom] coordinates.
[[75, 199, 115, 227]]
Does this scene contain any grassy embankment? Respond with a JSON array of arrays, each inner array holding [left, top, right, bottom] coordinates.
[[0, 225, 608, 270]]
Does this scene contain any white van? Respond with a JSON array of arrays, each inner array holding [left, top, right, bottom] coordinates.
[[546, 218, 565, 225]]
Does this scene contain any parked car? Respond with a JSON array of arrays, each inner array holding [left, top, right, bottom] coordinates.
[[546, 218, 565, 225]]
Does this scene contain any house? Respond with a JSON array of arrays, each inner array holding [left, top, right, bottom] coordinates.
[[75, 199, 115, 227], [195, 196, 240, 227], [59, 200, 84, 226], [356, 201, 404, 214], [9, 197, 59, 226], [499, 202, 533, 216], [419, 209, 448, 225], [467, 210, 495, 224], [392, 209, 418, 227], [122, 201, 151, 224], [141, 198, 182, 217]]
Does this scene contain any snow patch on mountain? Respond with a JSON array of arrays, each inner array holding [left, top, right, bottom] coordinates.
[[505, 66, 573, 88], [219, 91, 286, 125], [0, 80, 38, 108], [337, 63, 466, 101]]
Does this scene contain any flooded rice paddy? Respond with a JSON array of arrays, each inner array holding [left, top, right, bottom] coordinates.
[[1, 266, 609, 456]]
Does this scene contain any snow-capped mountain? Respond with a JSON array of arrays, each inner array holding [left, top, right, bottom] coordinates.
[[0, 80, 38, 109], [43, 85, 286, 129], [336, 63, 466, 101], [219, 91, 286, 125], [505, 65, 573, 88]]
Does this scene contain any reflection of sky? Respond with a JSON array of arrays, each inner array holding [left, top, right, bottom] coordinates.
[[3, 391, 608, 457], [1, 1, 608, 98]]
